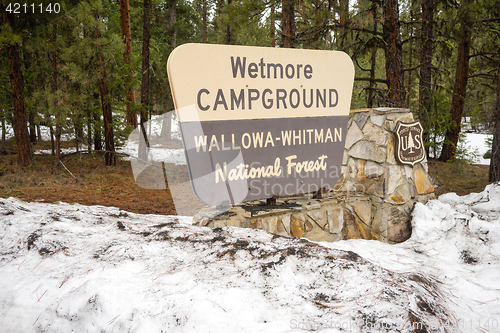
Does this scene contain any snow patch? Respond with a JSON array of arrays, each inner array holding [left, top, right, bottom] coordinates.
[[1, 184, 500, 332]]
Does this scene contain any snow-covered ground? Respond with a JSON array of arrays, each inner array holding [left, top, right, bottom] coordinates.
[[3, 112, 188, 165], [119, 114, 186, 166], [1, 184, 500, 332], [462, 133, 493, 165]]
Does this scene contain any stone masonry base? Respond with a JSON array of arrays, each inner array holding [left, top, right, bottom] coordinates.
[[193, 108, 436, 244]]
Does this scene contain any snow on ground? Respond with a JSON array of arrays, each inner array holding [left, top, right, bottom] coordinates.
[[18, 112, 189, 166], [463, 133, 493, 165], [117, 112, 186, 165], [118, 141, 186, 166], [1, 184, 500, 332]]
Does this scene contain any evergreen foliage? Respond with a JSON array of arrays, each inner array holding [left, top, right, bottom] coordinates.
[[0, 0, 499, 166]]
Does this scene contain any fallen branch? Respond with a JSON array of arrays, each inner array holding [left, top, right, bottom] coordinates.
[[313, 300, 344, 309], [59, 274, 72, 288], [209, 300, 227, 312], [59, 160, 77, 181], [37, 290, 48, 302], [32, 312, 43, 326]]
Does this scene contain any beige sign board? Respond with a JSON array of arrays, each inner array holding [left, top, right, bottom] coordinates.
[[167, 44, 354, 206], [168, 44, 354, 122]]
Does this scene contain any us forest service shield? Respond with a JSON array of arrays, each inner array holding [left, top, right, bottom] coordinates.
[[394, 121, 425, 166]]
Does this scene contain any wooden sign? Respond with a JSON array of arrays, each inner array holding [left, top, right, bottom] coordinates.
[[394, 121, 425, 166], [168, 44, 354, 206]]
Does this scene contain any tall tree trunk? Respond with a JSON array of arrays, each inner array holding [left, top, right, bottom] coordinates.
[[98, 56, 115, 166], [51, 23, 61, 174], [169, 0, 177, 49], [270, 4, 276, 47], [28, 109, 36, 143], [282, 0, 295, 48], [23, 15, 37, 144], [418, 0, 434, 120], [419, 0, 434, 155], [2, 9, 33, 166], [36, 124, 41, 141], [93, 109, 102, 151], [74, 113, 83, 153], [489, 62, 500, 182], [23, 49, 37, 144], [367, 2, 377, 108], [120, 0, 138, 128], [406, 8, 414, 108], [1, 113, 7, 155], [439, 3, 472, 162], [382, 0, 405, 107], [338, 0, 349, 51], [202, 0, 208, 43], [49, 125, 55, 155], [225, 0, 233, 45], [139, 0, 151, 161], [162, 0, 176, 142], [87, 109, 92, 153], [94, 13, 115, 166]]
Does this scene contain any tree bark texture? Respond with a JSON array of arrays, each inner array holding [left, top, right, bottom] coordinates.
[[282, 0, 295, 48], [120, 0, 138, 128], [270, 4, 275, 47], [51, 23, 61, 174], [22, 47, 37, 144], [338, 0, 349, 50], [86, 109, 92, 152], [367, 2, 377, 108], [418, 0, 434, 120], [28, 107, 37, 143], [139, 0, 151, 161], [94, 14, 116, 166], [1, 114, 7, 155], [93, 109, 102, 152], [440, 4, 472, 162], [406, 8, 414, 108], [98, 53, 116, 166], [225, 0, 233, 45], [202, 0, 208, 43], [489, 62, 500, 182], [382, 0, 405, 107], [169, 0, 177, 49], [2, 9, 33, 166]]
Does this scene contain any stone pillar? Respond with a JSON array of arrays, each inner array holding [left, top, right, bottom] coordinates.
[[336, 107, 435, 243]]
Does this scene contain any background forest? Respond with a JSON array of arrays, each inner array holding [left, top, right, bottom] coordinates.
[[1, 0, 500, 181]]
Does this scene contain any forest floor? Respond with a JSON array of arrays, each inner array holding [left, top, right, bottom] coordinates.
[[0, 138, 492, 215], [0, 139, 188, 215]]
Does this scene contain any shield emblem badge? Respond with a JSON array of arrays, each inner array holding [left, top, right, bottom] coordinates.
[[394, 120, 425, 166]]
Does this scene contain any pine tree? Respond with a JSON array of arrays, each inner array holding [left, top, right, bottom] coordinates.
[[120, 0, 138, 128], [490, 62, 500, 182], [282, 0, 295, 48], [92, 4, 116, 166], [1, 7, 33, 166], [50, 22, 61, 174], [382, 0, 405, 107], [440, 0, 473, 162], [139, 0, 152, 161]]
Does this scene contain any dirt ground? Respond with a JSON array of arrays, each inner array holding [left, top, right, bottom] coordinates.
[[0, 139, 207, 216], [0, 139, 492, 216], [427, 159, 491, 196]]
